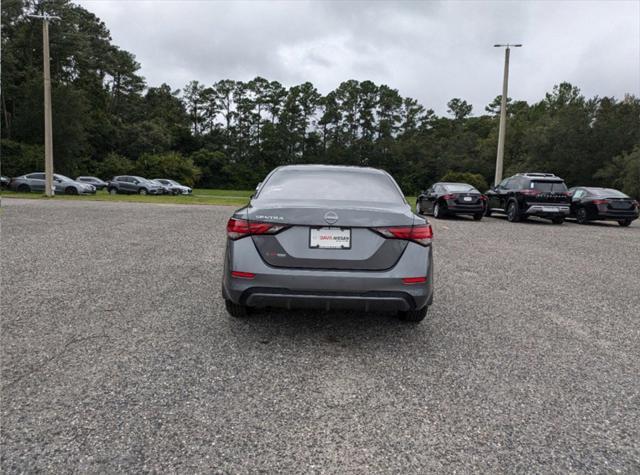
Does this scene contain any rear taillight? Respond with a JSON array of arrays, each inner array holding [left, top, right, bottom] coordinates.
[[520, 189, 540, 196], [592, 199, 609, 205], [226, 217, 288, 240], [633, 200, 639, 207], [442, 194, 455, 200], [373, 224, 433, 246], [479, 195, 487, 201]]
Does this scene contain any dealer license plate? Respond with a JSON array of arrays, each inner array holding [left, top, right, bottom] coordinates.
[[309, 227, 351, 249], [542, 206, 559, 213]]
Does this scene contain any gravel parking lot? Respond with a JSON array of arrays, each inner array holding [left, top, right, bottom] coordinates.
[[2, 198, 639, 473]]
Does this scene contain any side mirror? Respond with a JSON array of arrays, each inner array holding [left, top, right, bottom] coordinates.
[[133, 180, 139, 184]]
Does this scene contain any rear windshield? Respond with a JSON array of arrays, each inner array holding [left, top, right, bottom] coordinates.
[[588, 188, 628, 198], [443, 184, 478, 193], [530, 181, 567, 192], [257, 169, 404, 203]]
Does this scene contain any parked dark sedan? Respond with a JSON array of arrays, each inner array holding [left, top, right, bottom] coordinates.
[[568, 187, 639, 226], [76, 176, 108, 190], [416, 182, 486, 220]]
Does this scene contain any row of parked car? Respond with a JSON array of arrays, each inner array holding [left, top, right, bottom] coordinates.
[[416, 172, 639, 227], [3, 173, 192, 196]]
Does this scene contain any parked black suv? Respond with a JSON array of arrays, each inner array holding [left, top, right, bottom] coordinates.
[[107, 176, 163, 195], [485, 173, 570, 224]]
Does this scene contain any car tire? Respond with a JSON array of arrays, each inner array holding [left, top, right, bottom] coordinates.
[[225, 299, 250, 318], [618, 219, 632, 227], [108, 188, 118, 195], [398, 306, 428, 323], [576, 207, 588, 224], [473, 213, 483, 221], [138, 188, 148, 195], [416, 200, 423, 215], [551, 217, 564, 225], [433, 202, 445, 219], [65, 186, 78, 195], [506, 201, 521, 222], [17, 184, 31, 193]]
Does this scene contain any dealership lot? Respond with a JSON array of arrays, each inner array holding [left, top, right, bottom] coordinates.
[[2, 199, 639, 472]]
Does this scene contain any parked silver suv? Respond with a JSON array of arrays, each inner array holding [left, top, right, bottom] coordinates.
[[11, 173, 96, 195], [106, 176, 163, 195]]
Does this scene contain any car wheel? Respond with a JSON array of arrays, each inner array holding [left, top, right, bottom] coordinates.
[[433, 202, 445, 219], [506, 201, 520, 222], [576, 207, 588, 224], [139, 188, 148, 195], [551, 217, 564, 225], [416, 200, 423, 215], [108, 188, 118, 195], [65, 186, 78, 195], [618, 219, 632, 227], [398, 306, 428, 323], [225, 299, 250, 318], [473, 213, 483, 221], [17, 184, 31, 193]]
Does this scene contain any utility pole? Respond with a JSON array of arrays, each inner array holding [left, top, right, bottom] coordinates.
[[493, 43, 521, 186], [28, 13, 60, 197]]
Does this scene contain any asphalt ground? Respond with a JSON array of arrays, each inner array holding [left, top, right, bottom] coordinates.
[[2, 199, 639, 473]]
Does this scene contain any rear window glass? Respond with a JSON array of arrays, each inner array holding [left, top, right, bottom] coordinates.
[[587, 188, 627, 198], [443, 184, 478, 193], [257, 169, 404, 203], [530, 181, 568, 192]]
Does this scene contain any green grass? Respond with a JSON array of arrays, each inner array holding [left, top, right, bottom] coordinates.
[[1, 188, 253, 206], [2, 188, 417, 209]]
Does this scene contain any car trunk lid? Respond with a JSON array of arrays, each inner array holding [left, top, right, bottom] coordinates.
[[247, 200, 415, 270]]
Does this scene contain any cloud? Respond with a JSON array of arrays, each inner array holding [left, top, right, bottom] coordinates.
[[78, 0, 639, 114]]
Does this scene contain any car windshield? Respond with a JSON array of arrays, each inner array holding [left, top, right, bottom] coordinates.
[[168, 180, 180, 186], [257, 169, 404, 203], [443, 184, 477, 193], [54, 174, 74, 182], [530, 181, 568, 192], [587, 188, 628, 198]]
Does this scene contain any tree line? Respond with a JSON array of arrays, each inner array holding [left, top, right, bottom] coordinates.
[[2, 0, 639, 197]]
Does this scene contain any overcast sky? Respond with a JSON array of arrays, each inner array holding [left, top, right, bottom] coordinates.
[[78, 0, 639, 115]]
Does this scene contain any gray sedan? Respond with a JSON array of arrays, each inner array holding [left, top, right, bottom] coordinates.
[[222, 165, 434, 322], [153, 179, 192, 195], [11, 173, 96, 195]]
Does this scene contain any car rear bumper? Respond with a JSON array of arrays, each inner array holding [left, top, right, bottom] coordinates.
[[525, 204, 570, 216], [595, 210, 639, 220], [222, 237, 434, 312], [445, 203, 484, 214], [239, 288, 418, 311]]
